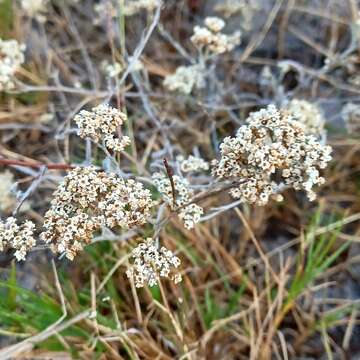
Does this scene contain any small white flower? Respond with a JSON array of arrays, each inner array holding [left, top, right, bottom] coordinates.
[[215, 0, 260, 29], [212, 105, 332, 204], [126, 238, 182, 287], [286, 99, 325, 137], [0, 39, 25, 91], [204, 17, 225, 32], [191, 17, 241, 54], [101, 60, 123, 78], [74, 104, 130, 153], [163, 64, 205, 94], [41, 167, 154, 260], [178, 155, 209, 173], [0, 218, 36, 261]]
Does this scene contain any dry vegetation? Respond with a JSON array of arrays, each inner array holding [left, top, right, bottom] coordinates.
[[1, 0, 360, 359]]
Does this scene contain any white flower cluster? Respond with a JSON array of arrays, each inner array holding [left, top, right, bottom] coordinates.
[[101, 60, 123, 78], [286, 99, 325, 136], [178, 155, 209, 173], [40, 167, 154, 260], [20, 0, 48, 21], [124, 0, 160, 16], [74, 104, 131, 152], [191, 16, 241, 54], [342, 103, 360, 133], [153, 172, 203, 229], [126, 238, 181, 287], [212, 105, 332, 204], [0, 217, 36, 261], [0, 39, 25, 91], [163, 64, 205, 94]]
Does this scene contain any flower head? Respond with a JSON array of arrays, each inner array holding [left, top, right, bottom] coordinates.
[[286, 99, 325, 137], [191, 17, 241, 54], [126, 238, 182, 287], [204, 17, 226, 33], [74, 104, 130, 152], [0, 217, 36, 261], [0, 39, 25, 91], [41, 167, 153, 260], [163, 64, 205, 94], [178, 155, 209, 173], [212, 105, 332, 204], [101, 60, 123, 78]]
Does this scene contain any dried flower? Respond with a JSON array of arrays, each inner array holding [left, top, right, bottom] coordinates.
[[74, 104, 131, 152], [40, 167, 154, 260], [0, 217, 36, 261], [163, 64, 205, 94], [191, 17, 241, 54], [285, 99, 325, 137], [0, 38, 25, 91], [178, 203, 203, 230], [204, 17, 225, 33], [342, 103, 360, 133], [152, 172, 203, 229], [126, 238, 181, 287], [177, 155, 209, 173], [212, 105, 332, 204]]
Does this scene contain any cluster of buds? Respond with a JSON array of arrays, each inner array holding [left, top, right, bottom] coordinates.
[[126, 238, 182, 287], [178, 155, 210, 173], [285, 99, 325, 137], [163, 64, 205, 94], [0, 217, 36, 261], [191, 17, 241, 54], [74, 104, 131, 152], [0, 39, 25, 91], [212, 105, 332, 204], [40, 167, 154, 260], [101, 60, 123, 78]]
